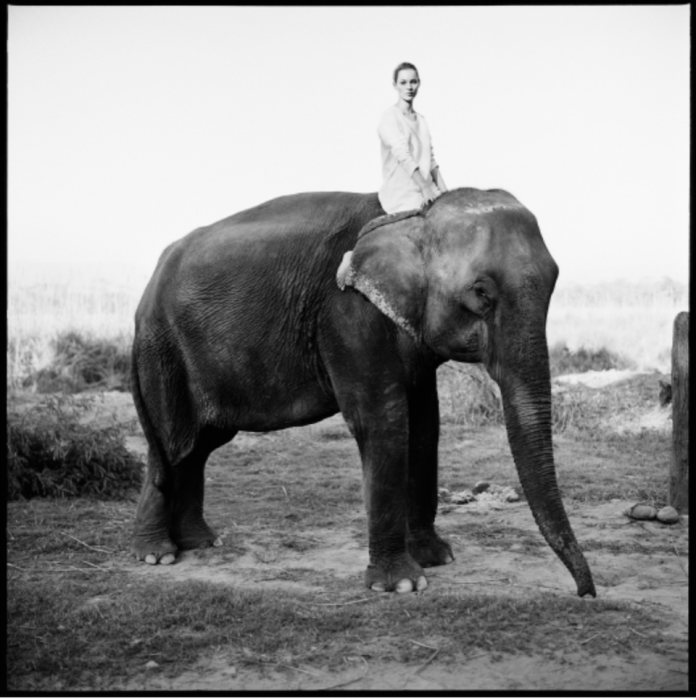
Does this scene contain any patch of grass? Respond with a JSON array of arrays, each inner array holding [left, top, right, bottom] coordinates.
[[437, 356, 655, 436], [437, 364, 503, 427], [437, 394, 669, 507], [554, 431, 670, 505], [444, 522, 546, 553], [438, 424, 516, 493], [7, 572, 664, 690], [316, 426, 352, 441], [7, 393, 143, 501], [204, 432, 363, 532], [551, 389, 596, 434], [279, 534, 321, 552], [548, 342, 633, 377], [553, 372, 668, 435], [580, 537, 685, 556], [21, 330, 132, 393]]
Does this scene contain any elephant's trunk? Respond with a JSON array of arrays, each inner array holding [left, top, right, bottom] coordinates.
[[490, 324, 596, 598]]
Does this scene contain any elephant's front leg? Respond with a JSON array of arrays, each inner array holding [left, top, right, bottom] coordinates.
[[406, 372, 454, 567], [351, 383, 427, 593]]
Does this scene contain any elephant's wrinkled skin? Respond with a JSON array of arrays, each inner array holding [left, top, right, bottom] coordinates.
[[131, 188, 596, 597]]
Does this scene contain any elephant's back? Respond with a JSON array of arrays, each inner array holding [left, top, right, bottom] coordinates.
[[431, 187, 528, 217], [168, 191, 381, 269], [136, 191, 383, 323], [222, 191, 381, 229]]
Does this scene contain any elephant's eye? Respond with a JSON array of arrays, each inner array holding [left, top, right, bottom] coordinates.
[[474, 286, 490, 304], [471, 284, 494, 316]]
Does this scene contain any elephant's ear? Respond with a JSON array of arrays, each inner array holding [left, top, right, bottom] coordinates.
[[337, 215, 426, 340]]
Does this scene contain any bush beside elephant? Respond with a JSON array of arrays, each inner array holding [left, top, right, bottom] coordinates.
[[130, 187, 596, 597]]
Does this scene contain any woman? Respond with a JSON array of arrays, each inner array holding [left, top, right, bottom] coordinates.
[[377, 62, 447, 214]]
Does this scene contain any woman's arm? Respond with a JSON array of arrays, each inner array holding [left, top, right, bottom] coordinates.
[[378, 110, 420, 176], [431, 165, 447, 193], [411, 168, 440, 204]]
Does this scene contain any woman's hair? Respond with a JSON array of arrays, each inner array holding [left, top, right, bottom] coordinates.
[[393, 62, 419, 83]]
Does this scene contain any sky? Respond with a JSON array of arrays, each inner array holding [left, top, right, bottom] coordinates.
[[7, 5, 690, 285]]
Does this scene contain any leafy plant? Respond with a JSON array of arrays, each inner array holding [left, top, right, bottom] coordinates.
[[21, 330, 132, 393], [7, 394, 142, 501]]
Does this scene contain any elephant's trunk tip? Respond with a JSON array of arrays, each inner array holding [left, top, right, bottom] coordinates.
[[576, 578, 597, 599]]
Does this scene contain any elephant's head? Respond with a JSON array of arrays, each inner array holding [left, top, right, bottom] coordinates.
[[339, 188, 595, 598]]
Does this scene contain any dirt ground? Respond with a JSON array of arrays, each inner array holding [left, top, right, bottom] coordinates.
[[117, 496, 688, 692], [74, 373, 688, 693]]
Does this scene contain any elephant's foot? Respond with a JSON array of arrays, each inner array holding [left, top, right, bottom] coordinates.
[[131, 535, 178, 565], [407, 529, 454, 568], [172, 516, 221, 552], [365, 554, 427, 593], [132, 479, 178, 564]]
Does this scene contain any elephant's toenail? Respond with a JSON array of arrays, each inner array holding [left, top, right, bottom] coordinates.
[[371, 582, 386, 592], [213, 537, 223, 547], [396, 580, 414, 593], [145, 554, 157, 565], [160, 553, 176, 565], [416, 576, 428, 591]]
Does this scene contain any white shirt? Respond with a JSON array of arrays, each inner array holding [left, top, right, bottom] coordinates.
[[377, 105, 439, 214]]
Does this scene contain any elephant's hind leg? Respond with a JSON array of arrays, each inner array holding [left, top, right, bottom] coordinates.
[[169, 454, 221, 552], [131, 429, 234, 562], [169, 428, 236, 551], [131, 448, 177, 565], [406, 371, 454, 568]]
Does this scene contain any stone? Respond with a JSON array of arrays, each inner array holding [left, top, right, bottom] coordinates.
[[656, 506, 680, 524], [473, 481, 491, 495], [450, 489, 476, 504], [438, 487, 452, 502], [623, 504, 657, 520]]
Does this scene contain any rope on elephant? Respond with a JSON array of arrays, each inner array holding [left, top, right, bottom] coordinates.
[[356, 207, 423, 240]]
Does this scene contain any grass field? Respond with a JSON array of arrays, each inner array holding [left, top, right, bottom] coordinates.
[[6, 384, 687, 690]]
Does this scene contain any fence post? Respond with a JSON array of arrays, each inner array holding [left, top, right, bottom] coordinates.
[[669, 311, 689, 512]]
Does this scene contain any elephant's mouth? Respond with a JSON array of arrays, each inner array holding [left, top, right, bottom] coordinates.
[[426, 323, 485, 364], [446, 349, 482, 363]]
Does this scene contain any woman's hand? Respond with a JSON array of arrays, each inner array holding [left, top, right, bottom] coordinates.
[[432, 167, 447, 195], [411, 168, 441, 207], [421, 183, 441, 206]]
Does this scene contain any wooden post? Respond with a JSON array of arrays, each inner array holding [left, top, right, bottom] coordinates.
[[669, 311, 689, 512]]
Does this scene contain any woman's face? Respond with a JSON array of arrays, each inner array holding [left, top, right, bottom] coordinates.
[[394, 68, 420, 103]]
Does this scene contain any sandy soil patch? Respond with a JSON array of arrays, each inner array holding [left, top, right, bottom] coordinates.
[[553, 369, 645, 389]]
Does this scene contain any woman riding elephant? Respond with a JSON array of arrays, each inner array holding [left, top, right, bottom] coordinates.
[[378, 62, 448, 213]]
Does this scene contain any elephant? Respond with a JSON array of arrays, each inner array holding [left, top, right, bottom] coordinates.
[[130, 187, 596, 597]]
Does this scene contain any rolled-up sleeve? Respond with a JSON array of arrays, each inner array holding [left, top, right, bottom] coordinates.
[[430, 140, 439, 172], [424, 118, 438, 173], [378, 110, 419, 176]]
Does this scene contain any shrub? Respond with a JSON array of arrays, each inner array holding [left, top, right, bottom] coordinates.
[[438, 364, 504, 426], [7, 394, 143, 501], [439, 362, 607, 435], [551, 389, 595, 434], [21, 331, 131, 393], [548, 342, 632, 377]]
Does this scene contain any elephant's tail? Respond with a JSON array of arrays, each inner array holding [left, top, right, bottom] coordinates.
[[130, 342, 169, 488]]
